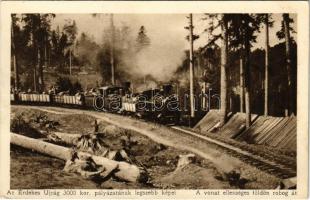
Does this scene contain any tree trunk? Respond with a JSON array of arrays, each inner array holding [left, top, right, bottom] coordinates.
[[189, 13, 195, 119], [33, 67, 37, 92], [283, 13, 293, 115], [229, 72, 233, 112], [48, 46, 51, 67], [69, 49, 72, 75], [220, 14, 228, 126], [244, 23, 251, 128], [33, 45, 38, 92], [11, 25, 19, 90], [239, 57, 244, 113], [264, 14, 270, 116], [38, 47, 44, 92], [37, 14, 44, 92], [44, 34, 48, 68], [202, 69, 207, 110], [31, 16, 37, 92], [110, 14, 115, 85], [11, 132, 72, 160]]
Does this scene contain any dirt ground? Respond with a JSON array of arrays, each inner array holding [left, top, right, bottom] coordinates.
[[10, 106, 280, 189]]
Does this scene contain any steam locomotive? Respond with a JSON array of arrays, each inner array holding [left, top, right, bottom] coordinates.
[[11, 83, 180, 124]]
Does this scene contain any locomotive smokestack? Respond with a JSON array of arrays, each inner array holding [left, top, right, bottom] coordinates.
[[162, 84, 173, 96], [123, 81, 131, 89], [123, 81, 131, 94]]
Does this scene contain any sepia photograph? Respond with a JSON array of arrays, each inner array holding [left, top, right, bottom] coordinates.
[[0, 1, 309, 199]]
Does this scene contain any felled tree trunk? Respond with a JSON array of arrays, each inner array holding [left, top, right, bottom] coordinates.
[[11, 132, 72, 160], [11, 132, 145, 183]]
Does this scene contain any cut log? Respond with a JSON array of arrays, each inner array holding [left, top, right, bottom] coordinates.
[[11, 132, 72, 160], [11, 132, 146, 183]]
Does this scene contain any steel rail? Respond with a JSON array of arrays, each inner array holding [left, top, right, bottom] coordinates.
[[170, 126, 296, 178]]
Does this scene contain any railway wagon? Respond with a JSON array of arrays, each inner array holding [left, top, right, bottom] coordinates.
[[13, 93, 51, 105], [18, 93, 51, 102], [12, 93, 84, 107], [52, 94, 83, 105], [10, 93, 15, 101]]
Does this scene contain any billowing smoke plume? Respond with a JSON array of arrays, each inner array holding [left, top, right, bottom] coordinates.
[[118, 26, 186, 85], [123, 43, 185, 82]]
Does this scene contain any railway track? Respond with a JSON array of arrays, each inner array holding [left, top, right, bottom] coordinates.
[[170, 126, 296, 179]]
